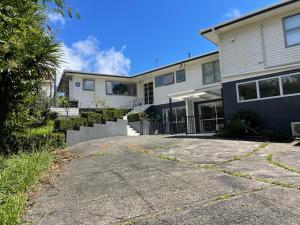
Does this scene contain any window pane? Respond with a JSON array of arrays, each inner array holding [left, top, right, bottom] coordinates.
[[155, 76, 164, 87], [203, 62, 215, 85], [282, 73, 300, 95], [214, 61, 221, 82], [176, 70, 186, 82], [238, 82, 257, 101], [132, 84, 137, 96], [258, 78, 280, 98], [106, 82, 113, 94], [164, 73, 174, 85], [83, 80, 95, 91], [285, 14, 300, 30], [286, 28, 300, 46]]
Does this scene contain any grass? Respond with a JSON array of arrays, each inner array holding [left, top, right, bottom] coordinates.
[[0, 151, 53, 225], [25, 120, 54, 135], [266, 153, 300, 174]]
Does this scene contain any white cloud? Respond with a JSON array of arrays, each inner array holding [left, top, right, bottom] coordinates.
[[48, 13, 65, 26], [222, 8, 242, 20], [57, 36, 131, 82]]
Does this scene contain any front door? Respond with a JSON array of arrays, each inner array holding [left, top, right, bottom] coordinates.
[[198, 102, 224, 133], [144, 82, 154, 104]]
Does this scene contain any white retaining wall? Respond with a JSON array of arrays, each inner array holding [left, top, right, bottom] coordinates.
[[66, 119, 128, 146]]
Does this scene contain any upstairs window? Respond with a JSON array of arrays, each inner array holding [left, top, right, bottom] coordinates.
[[284, 13, 300, 47], [176, 69, 186, 83], [83, 79, 95, 91], [155, 73, 174, 87], [202, 60, 221, 85]]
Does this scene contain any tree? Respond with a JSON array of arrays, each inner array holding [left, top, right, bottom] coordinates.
[[0, 0, 76, 148]]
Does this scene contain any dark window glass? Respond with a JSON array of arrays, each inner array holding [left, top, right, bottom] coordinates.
[[282, 73, 300, 95], [155, 76, 164, 87], [258, 78, 280, 98], [164, 73, 174, 85], [155, 73, 174, 87], [202, 60, 221, 85], [238, 82, 257, 101], [284, 14, 300, 47], [176, 70, 186, 82], [106, 81, 137, 96], [83, 79, 95, 91]]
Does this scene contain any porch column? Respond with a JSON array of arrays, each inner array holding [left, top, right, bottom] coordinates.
[[185, 99, 195, 134], [169, 98, 174, 134]]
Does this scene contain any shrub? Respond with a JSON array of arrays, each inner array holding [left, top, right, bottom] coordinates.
[[49, 112, 58, 120], [2, 133, 65, 154], [127, 113, 140, 122], [54, 117, 88, 131], [231, 110, 260, 129], [220, 110, 260, 137]]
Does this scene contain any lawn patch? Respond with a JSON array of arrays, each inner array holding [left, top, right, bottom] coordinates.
[[0, 151, 53, 225]]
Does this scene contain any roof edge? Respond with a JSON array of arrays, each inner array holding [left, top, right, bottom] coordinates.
[[200, 0, 299, 36]]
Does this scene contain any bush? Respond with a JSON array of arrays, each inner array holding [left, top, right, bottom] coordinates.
[[2, 133, 65, 154], [54, 117, 87, 131], [220, 110, 260, 137], [127, 113, 140, 122], [49, 112, 58, 120]]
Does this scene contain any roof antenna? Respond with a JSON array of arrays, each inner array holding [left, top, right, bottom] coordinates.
[[155, 58, 159, 68]]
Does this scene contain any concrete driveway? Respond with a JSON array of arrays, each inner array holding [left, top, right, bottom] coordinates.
[[24, 136, 300, 225]]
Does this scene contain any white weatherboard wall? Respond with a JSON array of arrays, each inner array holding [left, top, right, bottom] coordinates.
[[152, 54, 220, 105], [68, 74, 143, 108], [220, 9, 300, 81]]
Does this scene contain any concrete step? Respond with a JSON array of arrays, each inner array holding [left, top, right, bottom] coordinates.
[[127, 125, 140, 136]]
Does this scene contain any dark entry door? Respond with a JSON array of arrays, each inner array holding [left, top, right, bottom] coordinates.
[[144, 82, 154, 104]]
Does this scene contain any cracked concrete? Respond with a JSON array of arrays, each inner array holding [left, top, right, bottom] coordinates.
[[23, 136, 300, 225]]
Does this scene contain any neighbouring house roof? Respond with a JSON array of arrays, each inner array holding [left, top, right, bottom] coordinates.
[[201, 0, 300, 44], [57, 51, 219, 90]]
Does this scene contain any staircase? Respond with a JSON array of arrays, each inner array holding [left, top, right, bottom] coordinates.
[[127, 125, 140, 136]]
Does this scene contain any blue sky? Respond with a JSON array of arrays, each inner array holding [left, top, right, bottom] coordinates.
[[50, 0, 279, 77]]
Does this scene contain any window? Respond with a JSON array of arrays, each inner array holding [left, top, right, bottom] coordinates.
[[258, 78, 280, 98], [155, 76, 164, 87], [202, 60, 221, 85], [83, 79, 95, 91], [282, 73, 300, 95], [237, 73, 300, 103], [106, 81, 137, 96], [238, 82, 257, 101], [283, 13, 300, 47], [155, 73, 174, 87], [176, 69, 186, 83]]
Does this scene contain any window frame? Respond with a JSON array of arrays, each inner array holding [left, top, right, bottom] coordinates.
[[82, 79, 95, 91], [105, 81, 137, 96], [283, 12, 300, 48], [202, 60, 221, 85], [155, 72, 175, 88], [176, 69, 186, 83], [236, 73, 300, 103]]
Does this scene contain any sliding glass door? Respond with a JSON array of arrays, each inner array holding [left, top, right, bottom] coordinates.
[[198, 102, 224, 133]]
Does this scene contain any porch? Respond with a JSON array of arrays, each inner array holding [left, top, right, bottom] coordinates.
[[159, 85, 224, 135]]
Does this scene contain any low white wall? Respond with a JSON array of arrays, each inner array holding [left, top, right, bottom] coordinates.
[[51, 107, 79, 116], [66, 119, 128, 146]]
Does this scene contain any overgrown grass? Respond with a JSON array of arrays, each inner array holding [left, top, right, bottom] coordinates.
[[26, 120, 54, 135], [0, 151, 53, 225]]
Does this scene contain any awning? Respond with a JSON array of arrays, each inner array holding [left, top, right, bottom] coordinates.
[[167, 85, 222, 101]]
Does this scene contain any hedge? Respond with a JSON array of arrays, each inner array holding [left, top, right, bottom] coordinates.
[[127, 113, 140, 122], [54, 109, 129, 132], [2, 133, 66, 154]]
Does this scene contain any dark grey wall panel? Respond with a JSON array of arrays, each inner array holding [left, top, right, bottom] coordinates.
[[222, 68, 300, 136]]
